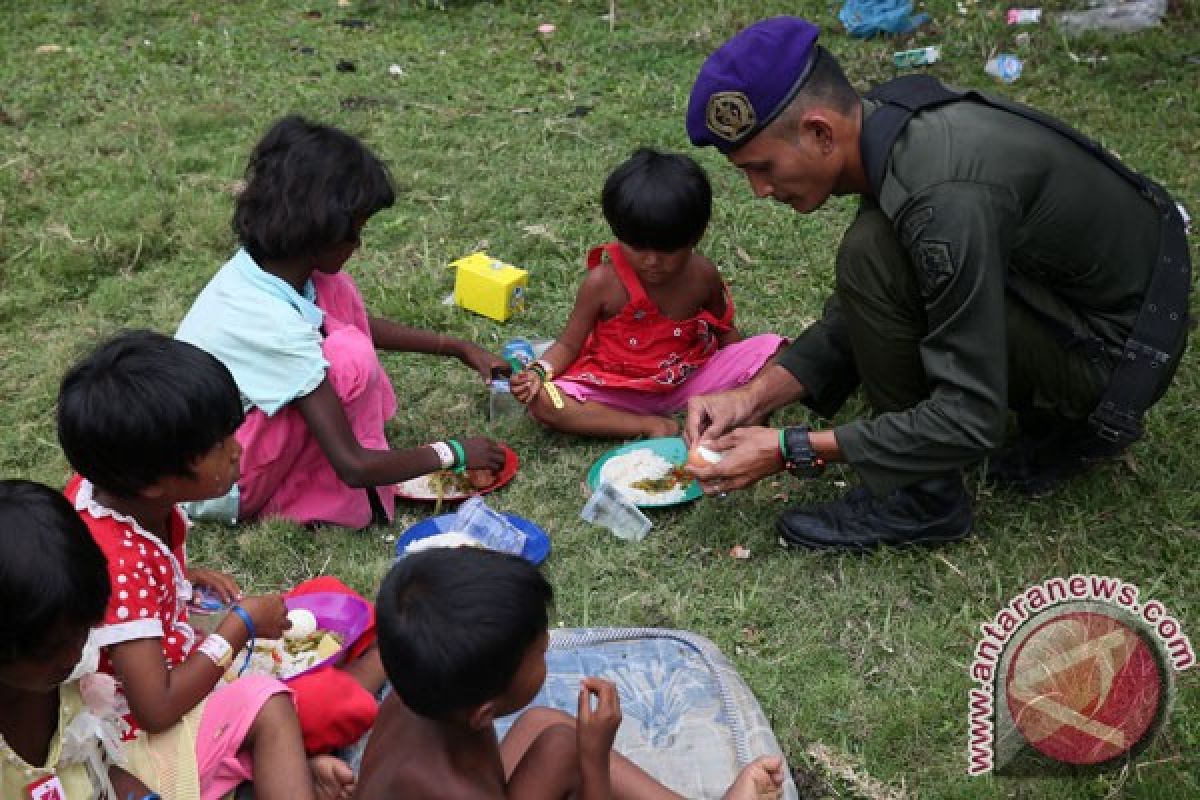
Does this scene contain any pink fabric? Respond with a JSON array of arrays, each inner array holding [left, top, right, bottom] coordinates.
[[195, 674, 292, 800], [235, 272, 398, 529], [553, 333, 786, 415]]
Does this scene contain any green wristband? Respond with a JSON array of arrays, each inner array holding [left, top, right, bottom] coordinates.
[[778, 428, 789, 463], [447, 439, 467, 473]]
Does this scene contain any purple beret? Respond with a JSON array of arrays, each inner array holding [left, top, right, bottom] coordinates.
[[686, 17, 821, 153]]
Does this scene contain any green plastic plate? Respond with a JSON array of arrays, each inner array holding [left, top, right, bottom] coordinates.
[[585, 437, 702, 509]]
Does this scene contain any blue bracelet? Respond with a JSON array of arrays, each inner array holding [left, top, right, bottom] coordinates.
[[229, 604, 255, 676], [128, 793, 161, 800]]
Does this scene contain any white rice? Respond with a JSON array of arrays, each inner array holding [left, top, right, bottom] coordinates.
[[396, 474, 468, 500], [599, 448, 687, 506]]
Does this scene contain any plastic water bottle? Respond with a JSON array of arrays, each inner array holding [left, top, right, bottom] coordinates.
[[454, 497, 528, 555], [581, 482, 652, 542], [985, 54, 1024, 83], [502, 338, 536, 373]]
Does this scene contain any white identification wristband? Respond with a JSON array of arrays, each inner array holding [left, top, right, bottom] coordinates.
[[429, 441, 456, 470], [197, 633, 233, 669]]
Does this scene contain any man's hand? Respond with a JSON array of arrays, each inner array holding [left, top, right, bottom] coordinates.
[[684, 387, 761, 445], [685, 427, 785, 494], [187, 567, 241, 605], [685, 365, 808, 445], [457, 342, 508, 382], [509, 369, 542, 404]]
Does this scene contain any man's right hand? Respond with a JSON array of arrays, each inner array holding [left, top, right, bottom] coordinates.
[[461, 437, 507, 472], [684, 386, 759, 445]]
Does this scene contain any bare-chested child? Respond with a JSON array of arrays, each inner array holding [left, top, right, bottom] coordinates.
[[356, 547, 785, 800]]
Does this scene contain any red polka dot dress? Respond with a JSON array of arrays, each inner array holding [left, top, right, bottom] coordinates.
[[557, 243, 736, 392], [66, 474, 196, 739]]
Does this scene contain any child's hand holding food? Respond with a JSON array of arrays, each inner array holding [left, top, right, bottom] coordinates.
[[577, 676, 622, 766], [237, 593, 291, 640], [509, 368, 542, 404], [461, 436, 507, 472]]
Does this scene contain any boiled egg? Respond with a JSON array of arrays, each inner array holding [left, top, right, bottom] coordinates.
[[686, 444, 724, 469], [284, 608, 318, 639]]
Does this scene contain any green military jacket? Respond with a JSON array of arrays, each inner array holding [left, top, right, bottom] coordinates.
[[777, 95, 1162, 493]]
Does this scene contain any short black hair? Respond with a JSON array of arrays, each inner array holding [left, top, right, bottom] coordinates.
[[376, 548, 553, 719], [773, 47, 860, 129], [601, 147, 712, 251], [57, 330, 245, 498], [234, 115, 396, 263], [0, 480, 110, 666]]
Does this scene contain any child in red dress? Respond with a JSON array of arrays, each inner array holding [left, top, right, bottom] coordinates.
[[511, 148, 785, 438], [57, 331, 384, 800]]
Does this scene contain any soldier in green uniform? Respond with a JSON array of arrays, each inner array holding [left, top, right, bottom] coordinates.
[[683, 17, 1190, 550]]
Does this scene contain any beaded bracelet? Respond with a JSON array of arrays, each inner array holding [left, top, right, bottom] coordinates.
[[446, 439, 468, 474], [229, 604, 256, 676], [529, 359, 554, 382]]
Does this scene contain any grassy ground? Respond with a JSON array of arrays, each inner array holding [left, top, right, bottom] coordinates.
[[2, 1, 1197, 797]]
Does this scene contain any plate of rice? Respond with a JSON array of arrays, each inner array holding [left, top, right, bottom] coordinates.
[[586, 437, 702, 508], [394, 443, 519, 503]]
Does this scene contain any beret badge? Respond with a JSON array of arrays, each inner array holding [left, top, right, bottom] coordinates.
[[705, 91, 756, 143]]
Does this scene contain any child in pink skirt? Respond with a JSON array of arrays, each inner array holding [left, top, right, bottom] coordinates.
[[511, 148, 785, 438], [177, 116, 508, 529], [58, 331, 385, 800]]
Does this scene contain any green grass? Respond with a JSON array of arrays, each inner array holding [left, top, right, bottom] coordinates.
[[2, 1, 1197, 797]]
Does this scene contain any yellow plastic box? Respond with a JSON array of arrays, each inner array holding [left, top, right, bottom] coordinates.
[[451, 251, 528, 322]]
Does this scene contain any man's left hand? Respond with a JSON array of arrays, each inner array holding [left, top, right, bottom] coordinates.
[[685, 427, 785, 494]]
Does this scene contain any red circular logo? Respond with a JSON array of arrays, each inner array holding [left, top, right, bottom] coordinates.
[[1004, 610, 1165, 765]]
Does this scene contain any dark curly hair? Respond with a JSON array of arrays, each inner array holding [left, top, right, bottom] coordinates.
[[234, 116, 396, 263]]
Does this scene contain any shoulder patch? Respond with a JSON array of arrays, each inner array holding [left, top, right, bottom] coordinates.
[[914, 240, 955, 297], [900, 206, 934, 247]]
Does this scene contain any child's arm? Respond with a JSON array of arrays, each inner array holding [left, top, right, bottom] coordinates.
[[699, 257, 742, 347], [510, 271, 608, 404], [368, 319, 507, 381], [107, 594, 287, 733], [575, 678, 622, 800], [295, 382, 506, 483], [110, 765, 154, 798]]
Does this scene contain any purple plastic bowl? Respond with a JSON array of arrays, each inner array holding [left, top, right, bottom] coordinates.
[[282, 592, 372, 682]]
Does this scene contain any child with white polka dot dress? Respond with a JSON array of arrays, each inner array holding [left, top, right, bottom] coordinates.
[[56, 331, 379, 800]]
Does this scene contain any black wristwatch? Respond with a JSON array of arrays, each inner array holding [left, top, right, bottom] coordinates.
[[780, 425, 826, 479]]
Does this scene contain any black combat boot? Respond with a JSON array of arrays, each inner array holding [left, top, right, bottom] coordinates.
[[986, 412, 1131, 496], [776, 473, 973, 551]]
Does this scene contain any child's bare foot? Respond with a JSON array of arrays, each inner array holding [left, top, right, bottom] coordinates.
[[644, 416, 680, 438], [722, 755, 785, 800], [309, 754, 355, 800]]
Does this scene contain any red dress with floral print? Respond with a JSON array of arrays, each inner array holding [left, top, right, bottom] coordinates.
[[558, 242, 735, 393], [65, 474, 196, 740]]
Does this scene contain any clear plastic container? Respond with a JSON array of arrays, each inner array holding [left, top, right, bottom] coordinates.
[[454, 497, 528, 555], [581, 482, 652, 542], [488, 378, 524, 420]]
